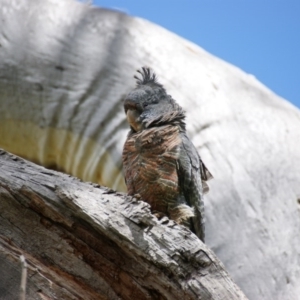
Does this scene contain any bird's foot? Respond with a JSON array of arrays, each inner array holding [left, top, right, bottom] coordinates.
[[133, 193, 142, 200], [153, 211, 170, 224], [152, 211, 166, 219]]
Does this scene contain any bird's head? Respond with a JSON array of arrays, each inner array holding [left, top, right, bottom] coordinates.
[[124, 67, 185, 132]]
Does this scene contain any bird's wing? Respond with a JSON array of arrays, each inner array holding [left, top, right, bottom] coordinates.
[[177, 133, 210, 242]]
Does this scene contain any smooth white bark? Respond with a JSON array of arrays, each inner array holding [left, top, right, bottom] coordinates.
[[0, 1, 300, 299]]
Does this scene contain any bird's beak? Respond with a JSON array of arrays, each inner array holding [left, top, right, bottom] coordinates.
[[126, 108, 142, 132]]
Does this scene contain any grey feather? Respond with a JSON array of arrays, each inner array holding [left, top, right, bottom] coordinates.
[[178, 133, 208, 242]]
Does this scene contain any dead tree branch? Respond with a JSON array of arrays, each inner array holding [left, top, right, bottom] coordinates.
[[0, 149, 247, 299]]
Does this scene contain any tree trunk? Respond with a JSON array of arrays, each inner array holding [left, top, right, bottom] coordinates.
[[0, 149, 247, 299], [1, 1, 300, 299]]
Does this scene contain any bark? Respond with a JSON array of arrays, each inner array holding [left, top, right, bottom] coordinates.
[[1, 1, 300, 299], [0, 149, 247, 299]]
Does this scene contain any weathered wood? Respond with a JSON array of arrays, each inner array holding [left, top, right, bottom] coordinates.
[[1, 1, 300, 299], [0, 149, 247, 299]]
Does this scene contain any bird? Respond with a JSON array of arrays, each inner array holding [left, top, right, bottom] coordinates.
[[122, 67, 212, 242]]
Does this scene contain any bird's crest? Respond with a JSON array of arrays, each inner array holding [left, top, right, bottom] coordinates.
[[134, 67, 162, 87]]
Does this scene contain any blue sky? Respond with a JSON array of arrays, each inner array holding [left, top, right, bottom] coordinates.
[[94, 0, 300, 108]]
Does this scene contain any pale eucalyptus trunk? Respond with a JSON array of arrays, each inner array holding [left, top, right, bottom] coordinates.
[[0, 1, 300, 299]]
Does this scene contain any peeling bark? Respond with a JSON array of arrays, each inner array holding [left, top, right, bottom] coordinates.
[[0, 149, 247, 299]]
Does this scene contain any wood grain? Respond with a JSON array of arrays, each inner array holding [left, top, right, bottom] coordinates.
[[0, 149, 247, 299]]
